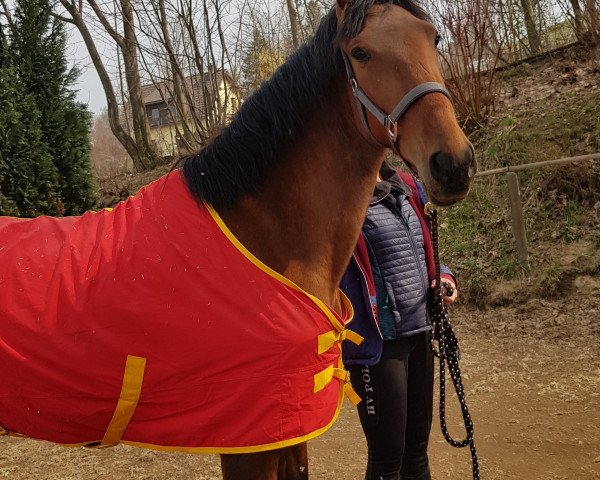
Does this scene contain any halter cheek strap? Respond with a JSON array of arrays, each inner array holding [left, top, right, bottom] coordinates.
[[341, 50, 451, 153]]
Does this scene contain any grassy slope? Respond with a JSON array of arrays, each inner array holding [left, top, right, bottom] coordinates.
[[439, 45, 600, 305]]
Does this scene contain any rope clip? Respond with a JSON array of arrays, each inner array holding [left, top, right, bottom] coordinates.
[[424, 202, 438, 217]]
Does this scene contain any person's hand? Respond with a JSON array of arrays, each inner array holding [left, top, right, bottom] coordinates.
[[431, 279, 458, 305]]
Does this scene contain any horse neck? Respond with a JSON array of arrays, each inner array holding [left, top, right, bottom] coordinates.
[[218, 100, 385, 313]]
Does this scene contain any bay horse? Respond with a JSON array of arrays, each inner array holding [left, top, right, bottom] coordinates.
[[0, 0, 475, 479]]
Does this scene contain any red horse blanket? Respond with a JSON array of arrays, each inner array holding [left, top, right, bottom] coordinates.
[[0, 171, 360, 453]]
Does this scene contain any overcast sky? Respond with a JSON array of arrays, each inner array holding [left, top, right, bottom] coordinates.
[[75, 66, 105, 116], [67, 26, 107, 116]]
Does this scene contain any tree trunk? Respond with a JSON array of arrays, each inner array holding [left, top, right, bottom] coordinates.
[[520, 0, 542, 54], [179, 9, 211, 144], [285, 0, 301, 48], [120, 0, 157, 169], [586, 0, 600, 45], [157, 0, 197, 154], [58, 0, 149, 172], [570, 0, 585, 39]]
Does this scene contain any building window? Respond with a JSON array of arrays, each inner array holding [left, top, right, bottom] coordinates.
[[146, 101, 176, 127], [151, 107, 160, 124]]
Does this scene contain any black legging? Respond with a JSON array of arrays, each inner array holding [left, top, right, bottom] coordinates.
[[348, 332, 433, 480]]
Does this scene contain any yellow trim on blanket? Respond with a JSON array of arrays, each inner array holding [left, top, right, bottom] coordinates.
[[125, 354, 348, 454], [204, 202, 354, 332], [4, 361, 350, 454], [38, 369, 347, 454], [101, 355, 146, 446]]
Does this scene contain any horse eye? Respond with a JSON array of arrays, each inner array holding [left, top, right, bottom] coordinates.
[[434, 34, 442, 47], [351, 47, 370, 62]]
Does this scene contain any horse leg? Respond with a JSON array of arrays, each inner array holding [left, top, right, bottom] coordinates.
[[221, 451, 279, 480], [277, 443, 308, 480], [220, 443, 308, 480]]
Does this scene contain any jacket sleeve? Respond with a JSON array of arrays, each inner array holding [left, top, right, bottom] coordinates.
[[340, 243, 383, 367], [440, 263, 456, 285]]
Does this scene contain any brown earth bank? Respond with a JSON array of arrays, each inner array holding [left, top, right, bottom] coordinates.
[[2, 277, 599, 480]]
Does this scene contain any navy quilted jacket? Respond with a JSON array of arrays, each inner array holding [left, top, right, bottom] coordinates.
[[342, 164, 454, 366]]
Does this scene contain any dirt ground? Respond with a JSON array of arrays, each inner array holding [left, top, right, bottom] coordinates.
[[2, 277, 599, 480]]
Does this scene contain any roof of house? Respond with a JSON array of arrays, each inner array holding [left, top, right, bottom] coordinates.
[[120, 70, 241, 132], [140, 70, 238, 112]]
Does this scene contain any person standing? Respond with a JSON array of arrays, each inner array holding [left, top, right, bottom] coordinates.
[[342, 161, 457, 480]]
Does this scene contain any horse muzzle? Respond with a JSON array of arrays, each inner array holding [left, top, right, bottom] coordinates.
[[425, 146, 476, 206]]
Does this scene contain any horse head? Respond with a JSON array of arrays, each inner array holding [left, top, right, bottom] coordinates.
[[336, 0, 476, 206]]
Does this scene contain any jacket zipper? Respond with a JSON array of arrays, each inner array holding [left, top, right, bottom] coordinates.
[[352, 251, 383, 337], [391, 200, 428, 293]]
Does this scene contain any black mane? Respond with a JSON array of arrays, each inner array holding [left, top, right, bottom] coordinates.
[[341, 0, 430, 38], [182, 1, 429, 210]]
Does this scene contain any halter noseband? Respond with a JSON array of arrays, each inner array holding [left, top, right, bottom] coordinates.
[[341, 50, 451, 154]]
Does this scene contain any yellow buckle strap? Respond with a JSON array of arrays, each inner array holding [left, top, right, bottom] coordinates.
[[344, 383, 362, 406], [317, 329, 364, 355], [0, 425, 7, 436], [345, 330, 364, 347], [101, 355, 146, 446], [313, 365, 362, 405]]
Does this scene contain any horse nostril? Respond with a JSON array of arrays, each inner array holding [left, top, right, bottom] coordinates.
[[429, 148, 475, 189], [429, 151, 454, 185]]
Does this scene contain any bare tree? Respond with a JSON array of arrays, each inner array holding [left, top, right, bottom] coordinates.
[[520, 0, 542, 52], [56, 0, 247, 163], [569, 0, 586, 34], [56, 0, 158, 172], [0, 0, 14, 30], [239, 0, 290, 92], [154, 0, 196, 152], [132, 0, 244, 151], [588, 0, 600, 44], [555, 0, 600, 44], [285, 0, 301, 48], [431, 0, 504, 130], [579, 0, 600, 43]]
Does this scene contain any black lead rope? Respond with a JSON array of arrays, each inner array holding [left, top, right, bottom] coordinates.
[[426, 204, 480, 480]]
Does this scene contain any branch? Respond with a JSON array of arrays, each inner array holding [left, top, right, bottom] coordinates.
[[57, 0, 144, 169], [0, 0, 15, 31], [86, 0, 125, 49], [50, 11, 76, 24]]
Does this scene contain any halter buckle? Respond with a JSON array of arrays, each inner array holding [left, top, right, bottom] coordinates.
[[384, 116, 398, 142], [350, 78, 358, 95]]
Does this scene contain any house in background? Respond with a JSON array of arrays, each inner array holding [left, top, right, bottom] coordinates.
[[123, 70, 242, 159]]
